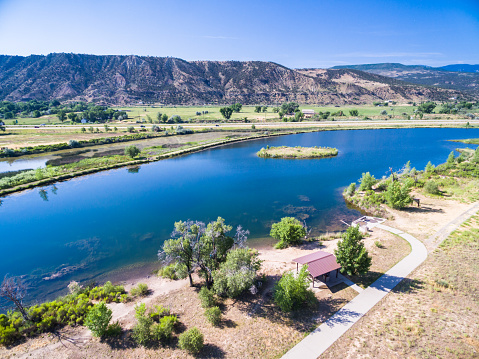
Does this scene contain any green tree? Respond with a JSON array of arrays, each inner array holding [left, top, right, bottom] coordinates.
[[68, 113, 78, 122], [446, 151, 455, 167], [349, 109, 359, 116], [204, 306, 221, 326], [425, 161, 435, 173], [161, 114, 168, 123], [219, 107, 234, 120], [231, 103, 242, 112], [212, 248, 261, 298], [57, 110, 66, 122], [385, 180, 413, 209], [280, 102, 299, 114], [156, 112, 163, 123], [124, 145, 140, 158], [270, 217, 306, 249], [358, 172, 377, 191], [254, 106, 262, 113], [262, 106, 268, 113], [85, 302, 112, 338], [294, 111, 304, 122], [178, 327, 204, 354], [417, 101, 436, 114], [161, 221, 198, 286], [273, 266, 313, 312], [334, 226, 371, 276]]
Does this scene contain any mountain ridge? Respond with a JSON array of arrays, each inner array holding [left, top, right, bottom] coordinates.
[[0, 53, 472, 105]]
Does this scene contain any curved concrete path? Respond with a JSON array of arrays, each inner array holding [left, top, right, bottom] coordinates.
[[282, 224, 428, 359]]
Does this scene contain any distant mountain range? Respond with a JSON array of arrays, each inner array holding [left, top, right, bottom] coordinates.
[[0, 54, 474, 105], [331, 63, 479, 95]]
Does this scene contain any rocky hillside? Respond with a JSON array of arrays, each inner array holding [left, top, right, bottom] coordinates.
[[0, 54, 471, 105], [331, 63, 479, 95]]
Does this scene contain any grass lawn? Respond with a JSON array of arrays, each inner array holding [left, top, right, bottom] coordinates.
[[257, 145, 338, 159]]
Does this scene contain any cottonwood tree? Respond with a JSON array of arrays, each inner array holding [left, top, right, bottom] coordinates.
[[270, 217, 306, 249], [0, 275, 29, 320], [219, 107, 233, 120]]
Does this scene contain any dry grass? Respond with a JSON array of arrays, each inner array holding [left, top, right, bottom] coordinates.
[[322, 215, 479, 359], [257, 146, 338, 159]]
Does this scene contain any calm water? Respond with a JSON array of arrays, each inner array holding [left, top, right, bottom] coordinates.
[[0, 128, 478, 301]]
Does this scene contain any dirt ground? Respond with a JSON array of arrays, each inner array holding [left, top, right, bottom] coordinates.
[[322, 214, 479, 359], [0, 224, 411, 359]]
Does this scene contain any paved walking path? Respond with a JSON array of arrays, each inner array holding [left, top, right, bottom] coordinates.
[[282, 224, 428, 359]]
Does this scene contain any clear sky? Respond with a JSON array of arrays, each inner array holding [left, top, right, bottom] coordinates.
[[0, 0, 477, 68]]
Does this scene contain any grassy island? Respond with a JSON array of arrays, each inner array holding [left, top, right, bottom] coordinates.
[[257, 145, 338, 159]]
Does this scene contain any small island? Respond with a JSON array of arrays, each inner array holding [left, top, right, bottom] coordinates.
[[257, 145, 338, 159]]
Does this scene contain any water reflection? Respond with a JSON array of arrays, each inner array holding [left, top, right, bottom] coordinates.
[[127, 166, 141, 174], [39, 189, 48, 201]]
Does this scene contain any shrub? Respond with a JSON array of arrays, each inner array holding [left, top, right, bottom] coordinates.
[[132, 303, 153, 346], [204, 306, 221, 326], [178, 327, 204, 354], [151, 315, 178, 342], [104, 321, 122, 337], [273, 266, 314, 312], [85, 302, 112, 337], [158, 262, 188, 280], [424, 180, 441, 195], [385, 180, 413, 209], [425, 161, 435, 173], [344, 182, 356, 196], [127, 126, 135, 133], [130, 283, 149, 297], [124, 145, 140, 158], [212, 248, 262, 298], [68, 140, 80, 148], [270, 217, 306, 249], [358, 172, 377, 191], [334, 226, 372, 276], [198, 287, 216, 308], [149, 305, 170, 322]]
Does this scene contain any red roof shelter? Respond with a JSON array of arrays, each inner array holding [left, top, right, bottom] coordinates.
[[292, 251, 341, 287]]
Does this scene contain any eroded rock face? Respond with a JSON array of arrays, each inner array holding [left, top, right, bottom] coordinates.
[[0, 53, 469, 105]]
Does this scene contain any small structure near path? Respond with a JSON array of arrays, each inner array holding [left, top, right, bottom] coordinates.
[[351, 216, 386, 232], [292, 251, 341, 287]]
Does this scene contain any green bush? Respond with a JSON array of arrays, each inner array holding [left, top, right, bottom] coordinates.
[[212, 248, 261, 298], [204, 306, 221, 326], [88, 281, 126, 303], [85, 302, 112, 338], [424, 180, 441, 195], [178, 327, 204, 354], [130, 283, 149, 297], [335, 226, 372, 276], [104, 321, 122, 337], [270, 217, 306, 249], [151, 315, 177, 343], [344, 182, 356, 197], [198, 287, 216, 308], [358, 172, 377, 191], [149, 305, 170, 322], [273, 266, 315, 312], [385, 180, 413, 209], [124, 145, 140, 158], [158, 262, 188, 280], [132, 303, 153, 346]]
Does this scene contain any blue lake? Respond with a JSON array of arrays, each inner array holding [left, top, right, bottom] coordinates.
[[0, 128, 478, 301]]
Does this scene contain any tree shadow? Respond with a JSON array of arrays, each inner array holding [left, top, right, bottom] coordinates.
[[391, 277, 425, 294], [403, 206, 444, 214], [196, 343, 226, 358], [217, 318, 237, 329], [347, 271, 384, 288], [101, 329, 137, 350]]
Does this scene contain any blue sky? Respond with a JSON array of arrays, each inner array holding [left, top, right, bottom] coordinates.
[[0, 0, 477, 68]]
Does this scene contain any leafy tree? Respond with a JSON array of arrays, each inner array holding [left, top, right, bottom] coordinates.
[[156, 112, 163, 122], [68, 112, 78, 122], [472, 148, 479, 164], [212, 248, 261, 298], [161, 220, 200, 286], [273, 266, 313, 312], [168, 115, 182, 123], [254, 106, 262, 113], [294, 111, 304, 122], [219, 107, 234, 120], [425, 161, 435, 173], [417, 101, 436, 114], [272, 107, 279, 113], [424, 180, 441, 195], [161, 114, 168, 123], [334, 226, 371, 276], [446, 151, 455, 167], [262, 106, 268, 113], [57, 110, 66, 122], [344, 182, 356, 197], [358, 172, 377, 191], [231, 103, 242, 112], [270, 217, 306, 249], [127, 126, 135, 133], [85, 302, 112, 337], [124, 145, 140, 158], [349, 109, 359, 116], [380, 110, 388, 115], [32, 110, 41, 118], [178, 327, 204, 354], [385, 180, 413, 209], [280, 102, 299, 114]]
